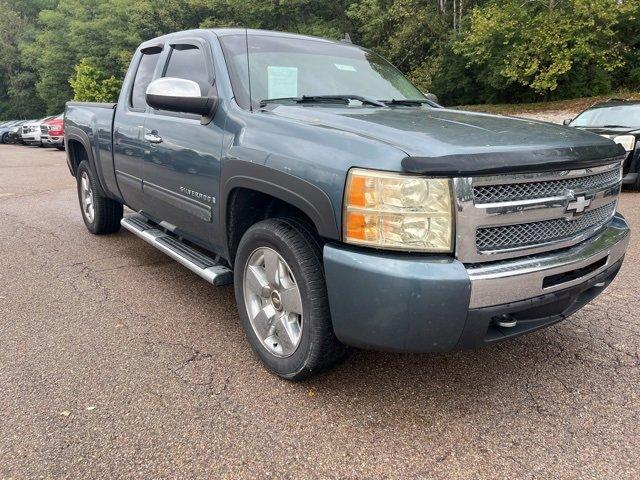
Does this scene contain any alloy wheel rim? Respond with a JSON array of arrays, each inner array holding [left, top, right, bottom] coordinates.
[[80, 171, 95, 223], [243, 247, 303, 358]]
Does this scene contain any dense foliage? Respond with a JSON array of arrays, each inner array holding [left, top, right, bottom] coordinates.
[[0, 0, 639, 119]]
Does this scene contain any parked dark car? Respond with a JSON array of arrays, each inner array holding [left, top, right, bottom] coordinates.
[[65, 29, 630, 380], [0, 120, 23, 144], [565, 99, 640, 190], [3, 120, 29, 144]]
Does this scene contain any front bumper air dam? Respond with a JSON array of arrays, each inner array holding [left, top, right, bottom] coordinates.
[[42, 136, 63, 146], [323, 214, 630, 353]]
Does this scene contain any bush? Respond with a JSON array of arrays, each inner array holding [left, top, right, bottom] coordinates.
[[452, 0, 623, 103], [69, 59, 122, 103]]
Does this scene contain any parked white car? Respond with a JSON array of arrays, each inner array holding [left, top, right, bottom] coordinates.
[[21, 116, 55, 146]]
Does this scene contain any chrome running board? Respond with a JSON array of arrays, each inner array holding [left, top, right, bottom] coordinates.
[[121, 213, 233, 286]]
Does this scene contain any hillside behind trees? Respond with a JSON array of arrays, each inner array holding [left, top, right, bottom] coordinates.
[[0, 0, 639, 119]]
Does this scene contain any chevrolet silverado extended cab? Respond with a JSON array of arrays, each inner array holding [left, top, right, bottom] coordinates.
[[65, 29, 630, 380]]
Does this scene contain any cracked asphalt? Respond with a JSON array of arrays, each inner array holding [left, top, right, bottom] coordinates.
[[0, 144, 639, 479]]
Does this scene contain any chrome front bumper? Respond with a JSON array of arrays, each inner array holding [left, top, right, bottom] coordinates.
[[467, 214, 630, 308], [42, 136, 63, 145]]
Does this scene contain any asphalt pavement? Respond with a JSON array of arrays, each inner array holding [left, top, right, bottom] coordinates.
[[0, 144, 639, 479]]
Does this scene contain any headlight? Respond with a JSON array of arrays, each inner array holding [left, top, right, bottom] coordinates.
[[343, 168, 453, 252], [613, 135, 636, 152]]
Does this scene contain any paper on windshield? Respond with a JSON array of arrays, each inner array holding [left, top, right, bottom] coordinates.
[[334, 64, 357, 72], [268, 66, 298, 99]]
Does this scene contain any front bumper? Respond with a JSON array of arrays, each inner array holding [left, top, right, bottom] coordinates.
[[42, 135, 64, 146], [21, 133, 41, 144], [622, 172, 638, 184], [323, 214, 630, 353]]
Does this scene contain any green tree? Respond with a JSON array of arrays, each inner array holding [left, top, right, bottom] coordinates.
[[2, 0, 640, 117], [0, 0, 55, 119], [69, 58, 121, 102], [453, 0, 623, 100]]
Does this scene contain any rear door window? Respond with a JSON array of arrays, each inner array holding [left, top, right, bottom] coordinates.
[[131, 50, 161, 110]]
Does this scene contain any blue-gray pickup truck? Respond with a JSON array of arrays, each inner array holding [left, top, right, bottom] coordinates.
[[65, 28, 630, 380]]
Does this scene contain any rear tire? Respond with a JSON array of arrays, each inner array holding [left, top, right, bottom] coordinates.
[[76, 160, 123, 234], [1, 133, 7, 144], [234, 218, 347, 381]]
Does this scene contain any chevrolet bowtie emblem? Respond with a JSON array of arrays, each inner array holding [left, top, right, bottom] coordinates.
[[566, 195, 592, 215]]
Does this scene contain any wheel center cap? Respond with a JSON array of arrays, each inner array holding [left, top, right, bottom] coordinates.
[[270, 291, 283, 311]]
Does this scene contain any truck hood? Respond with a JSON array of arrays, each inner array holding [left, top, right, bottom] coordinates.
[[266, 105, 625, 175]]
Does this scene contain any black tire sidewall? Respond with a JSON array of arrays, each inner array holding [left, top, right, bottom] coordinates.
[[234, 219, 327, 379]]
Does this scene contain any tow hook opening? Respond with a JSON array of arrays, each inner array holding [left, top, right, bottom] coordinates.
[[493, 314, 517, 328]]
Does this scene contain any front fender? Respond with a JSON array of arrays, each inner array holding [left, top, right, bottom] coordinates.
[[219, 159, 341, 253]]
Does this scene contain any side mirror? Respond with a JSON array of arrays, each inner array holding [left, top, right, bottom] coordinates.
[[424, 92, 440, 105], [146, 77, 216, 116], [563, 118, 573, 126]]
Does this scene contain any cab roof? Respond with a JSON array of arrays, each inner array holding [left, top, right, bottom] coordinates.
[[210, 28, 343, 45]]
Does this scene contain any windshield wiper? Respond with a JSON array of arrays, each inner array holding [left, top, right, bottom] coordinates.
[[380, 99, 439, 107], [260, 95, 386, 107]]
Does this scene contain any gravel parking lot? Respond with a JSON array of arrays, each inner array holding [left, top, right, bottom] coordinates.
[[1, 143, 639, 479]]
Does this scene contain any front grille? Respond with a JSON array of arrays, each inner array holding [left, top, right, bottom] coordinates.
[[473, 168, 621, 203], [455, 159, 626, 263], [40, 125, 48, 134], [476, 202, 616, 252]]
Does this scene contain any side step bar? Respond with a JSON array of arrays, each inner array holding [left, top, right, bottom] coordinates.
[[121, 213, 233, 286]]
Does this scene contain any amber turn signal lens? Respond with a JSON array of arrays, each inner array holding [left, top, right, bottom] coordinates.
[[347, 176, 367, 207], [346, 211, 367, 240]]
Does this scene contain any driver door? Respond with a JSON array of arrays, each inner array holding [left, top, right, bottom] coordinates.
[[141, 37, 224, 247]]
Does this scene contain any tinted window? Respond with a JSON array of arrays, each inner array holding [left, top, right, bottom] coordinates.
[[164, 45, 210, 94], [131, 51, 161, 109]]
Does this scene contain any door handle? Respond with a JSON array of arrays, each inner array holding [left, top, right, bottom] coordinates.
[[144, 131, 163, 144]]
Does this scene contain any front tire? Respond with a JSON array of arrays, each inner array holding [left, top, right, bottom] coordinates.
[[234, 218, 347, 381], [76, 161, 123, 234], [1, 133, 7, 144]]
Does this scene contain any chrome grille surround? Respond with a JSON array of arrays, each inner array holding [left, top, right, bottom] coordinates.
[[473, 168, 621, 203], [454, 159, 624, 263]]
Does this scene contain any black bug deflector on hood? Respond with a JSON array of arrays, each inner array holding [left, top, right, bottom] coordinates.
[[401, 143, 627, 177]]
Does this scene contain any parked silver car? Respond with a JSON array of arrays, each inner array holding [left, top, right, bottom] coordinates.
[[21, 116, 56, 146]]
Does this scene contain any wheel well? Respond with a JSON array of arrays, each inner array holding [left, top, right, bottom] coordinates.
[[67, 139, 88, 176], [226, 188, 321, 265]]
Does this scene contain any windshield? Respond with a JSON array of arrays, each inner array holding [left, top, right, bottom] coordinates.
[[571, 104, 640, 128], [219, 34, 426, 110]]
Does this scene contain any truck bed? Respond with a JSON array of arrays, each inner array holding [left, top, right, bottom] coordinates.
[[64, 101, 120, 201]]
